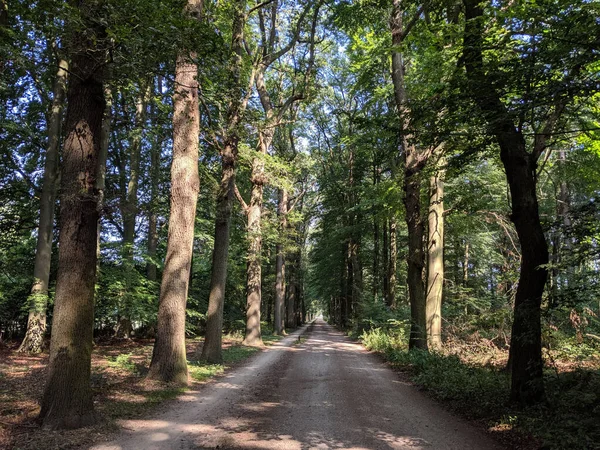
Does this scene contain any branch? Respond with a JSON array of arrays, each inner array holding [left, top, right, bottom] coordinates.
[[263, 0, 314, 66], [233, 183, 249, 212], [400, 5, 424, 41], [248, 0, 275, 16], [288, 189, 306, 213]]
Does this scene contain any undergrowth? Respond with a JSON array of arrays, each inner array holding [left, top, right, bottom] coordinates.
[[360, 327, 600, 449]]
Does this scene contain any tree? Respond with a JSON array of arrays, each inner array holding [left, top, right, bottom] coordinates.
[[18, 58, 67, 353], [39, 0, 107, 429], [390, 0, 429, 350], [200, 0, 249, 363], [147, 0, 203, 385], [462, 0, 598, 404], [426, 156, 444, 348]]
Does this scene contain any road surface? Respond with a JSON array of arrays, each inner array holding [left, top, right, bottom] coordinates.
[[92, 319, 503, 450]]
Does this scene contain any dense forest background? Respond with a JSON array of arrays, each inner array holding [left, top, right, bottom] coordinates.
[[1, 0, 600, 447]]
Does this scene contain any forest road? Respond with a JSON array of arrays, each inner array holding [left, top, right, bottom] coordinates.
[[91, 319, 504, 450]]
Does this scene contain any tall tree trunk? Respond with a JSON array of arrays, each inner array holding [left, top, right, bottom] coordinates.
[[147, 0, 202, 384], [19, 59, 68, 354], [390, 0, 428, 350], [426, 163, 445, 348], [242, 130, 270, 346], [286, 259, 297, 329], [463, 241, 469, 288], [39, 28, 106, 429], [464, 0, 548, 404], [115, 84, 149, 339], [199, 142, 236, 363], [146, 78, 163, 282], [95, 85, 112, 293], [387, 218, 397, 308], [274, 188, 288, 334], [122, 85, 148, 257], [382, 217, 389, 302], [198, 0, 247, 363], [372, 163, 380, 301]]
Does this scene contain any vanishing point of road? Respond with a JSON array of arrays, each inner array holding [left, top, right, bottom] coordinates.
[[92, 319, 503, 450]]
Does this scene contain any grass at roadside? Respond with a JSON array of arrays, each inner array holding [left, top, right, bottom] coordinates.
[[0, 329, 283, 450], [360, 327, 600, 450]]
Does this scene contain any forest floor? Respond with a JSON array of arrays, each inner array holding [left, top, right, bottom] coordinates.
[[0, 332, 281, 450], [91, 320, 502, 450]]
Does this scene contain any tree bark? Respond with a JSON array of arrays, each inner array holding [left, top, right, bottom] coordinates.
[[147, 0, 202, 384], [122, 85, 148, 258], [116, 84, 149, 339], [198, 0, 247, 362], [372, 162, 380, 301], [274, 188, 288, 334], [146, 78, 163, 282], [426, 162, 445, 348], [39, 28, 106, 428], [382, 217, 389, 303], [463, 0, 547, 404], [242, 134, 269, 346], [19, 59, 68, 354], [199, 142, 236, 363], [387, 218, 397, 309], [390, 0, 428, 350]]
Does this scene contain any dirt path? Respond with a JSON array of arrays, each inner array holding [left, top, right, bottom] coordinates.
[[91, 320, 503, 450]]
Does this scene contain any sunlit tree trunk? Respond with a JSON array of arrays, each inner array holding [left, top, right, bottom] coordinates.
[[242, 128, 272, 346], [147, 0, 202, 384], [387, 218, 397, 308], [19, 59, 68, 354], [426, 161, 445, 348]]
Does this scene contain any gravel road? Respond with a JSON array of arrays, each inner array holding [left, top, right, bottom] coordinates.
[[91, 319, 503, 450]]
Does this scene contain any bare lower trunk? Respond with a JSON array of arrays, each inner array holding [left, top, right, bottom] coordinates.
[[116, 85, 149, 339], [286, 265, 297, 329], [19, 59, 68, 354], [391, 0, 428, 350], [372, 164, 380, 301], [243, 164, 265, 346], [382, 218, 389, 302], [387, 218, 397, 308], [426, 166, 444, 348], [39, 45, 105, 430], [405, 166, 428, 350], [274, 188, 288, 334], [199, 143, 236, 363], [122, 85, 148, 256], [148, 7, 202, 383]]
